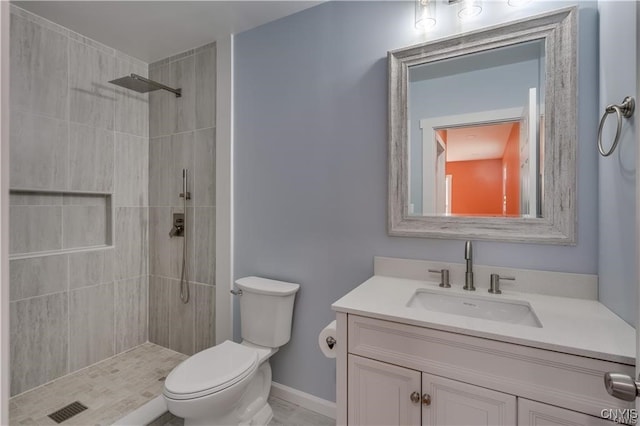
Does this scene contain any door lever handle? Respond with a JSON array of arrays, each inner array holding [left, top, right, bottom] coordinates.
[[604, 372, 640, 401]]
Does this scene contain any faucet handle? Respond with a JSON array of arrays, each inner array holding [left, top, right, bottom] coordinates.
[[429, 269, 451, 288], [489, 273, 515, 294]]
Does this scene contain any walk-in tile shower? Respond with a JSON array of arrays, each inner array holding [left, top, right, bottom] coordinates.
[[8, 4, 216, 422]]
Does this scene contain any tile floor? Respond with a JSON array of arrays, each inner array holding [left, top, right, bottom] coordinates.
[[9, 341, 335, 426], [9, 342, 187, 425], [269, 397, 336, 426], [162, 396, 335, 426]]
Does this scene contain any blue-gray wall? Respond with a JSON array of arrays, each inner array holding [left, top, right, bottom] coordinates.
[[598, 1, 637, 326], [235, 1, 599, 402]]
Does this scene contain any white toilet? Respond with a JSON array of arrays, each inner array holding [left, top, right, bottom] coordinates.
[[163, 276, 300, 426]]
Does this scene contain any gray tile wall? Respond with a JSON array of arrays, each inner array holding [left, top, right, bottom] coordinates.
[[9, 6, 149, 396], [9, 193, 111, 255], [148, 43, 216, 356], [68, 283, 115, 371], [10, 293, 68, 395]]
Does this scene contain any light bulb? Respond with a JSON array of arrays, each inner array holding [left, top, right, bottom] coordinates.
[[416, 0, 437, 30], [458, 0, 482, 19]]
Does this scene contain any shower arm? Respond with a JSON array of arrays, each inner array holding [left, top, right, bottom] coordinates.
[[130, 73, 182, 98]]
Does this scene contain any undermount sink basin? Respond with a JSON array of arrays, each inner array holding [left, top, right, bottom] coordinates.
[[407, 289, 542, 328]]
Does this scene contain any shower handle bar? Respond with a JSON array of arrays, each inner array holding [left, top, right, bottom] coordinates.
[[179, 168, 190, 304], [130, 73, 182, 98]]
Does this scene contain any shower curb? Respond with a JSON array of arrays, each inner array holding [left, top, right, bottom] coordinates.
[[112, 395, 167, 426]]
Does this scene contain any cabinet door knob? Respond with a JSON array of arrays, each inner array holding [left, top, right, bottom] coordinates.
[[410, 391, 421, 403], [422, 393, 431, 406]]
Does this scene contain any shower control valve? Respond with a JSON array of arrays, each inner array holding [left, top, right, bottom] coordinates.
[[169, 213, 185, 238]]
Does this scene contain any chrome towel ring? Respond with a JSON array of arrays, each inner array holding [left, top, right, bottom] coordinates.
[[598, 96, 635, 157]]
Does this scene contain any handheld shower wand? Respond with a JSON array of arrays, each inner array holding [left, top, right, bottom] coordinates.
[[180, 169, 191, 201]]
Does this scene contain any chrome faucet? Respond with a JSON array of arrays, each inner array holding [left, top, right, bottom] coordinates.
[[463, 240, 475, 291]]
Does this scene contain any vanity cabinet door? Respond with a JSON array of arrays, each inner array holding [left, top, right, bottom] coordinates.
[[348, 354, 421, 425], [421, 373, 516, 426], [518, 398, 613, 425]]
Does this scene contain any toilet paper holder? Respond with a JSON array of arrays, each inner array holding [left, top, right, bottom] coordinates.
[[326, 336, 336, 349]]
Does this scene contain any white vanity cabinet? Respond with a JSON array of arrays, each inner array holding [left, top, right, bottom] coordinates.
[[348, 355, 421, 425], [422, 372, 516, 425], [518, 399, 612, 426], [348, 354, 516, 425], [339, 314, 634, 426]]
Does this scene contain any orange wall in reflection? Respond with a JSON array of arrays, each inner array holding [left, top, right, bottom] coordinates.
[[503, 123, 520, 216], [447, 159, 503, 215]]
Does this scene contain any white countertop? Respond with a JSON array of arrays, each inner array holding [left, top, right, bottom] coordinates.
[[332, 275, 636, 365]]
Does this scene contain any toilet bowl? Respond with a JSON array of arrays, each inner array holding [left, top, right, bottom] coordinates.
[[163, 340, 275, 426], [163, 276, 300, 426]]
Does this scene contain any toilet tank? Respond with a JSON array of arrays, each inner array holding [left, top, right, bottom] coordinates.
[[235, 276, 300, 348]]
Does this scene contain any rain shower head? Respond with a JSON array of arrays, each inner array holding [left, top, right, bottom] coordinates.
[[109, 73, 182, 97]]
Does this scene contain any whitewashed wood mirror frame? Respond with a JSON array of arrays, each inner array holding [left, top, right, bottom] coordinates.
[[388, 7, 577, 244]]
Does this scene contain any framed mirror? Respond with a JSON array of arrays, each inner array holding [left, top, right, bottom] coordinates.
[[388, 7, 576, 244]]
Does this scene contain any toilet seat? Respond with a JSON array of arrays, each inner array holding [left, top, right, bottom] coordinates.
[[163, 341, 258, 400]]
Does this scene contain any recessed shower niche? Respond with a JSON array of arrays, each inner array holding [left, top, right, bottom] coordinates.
[[9, 189, 113, 257]]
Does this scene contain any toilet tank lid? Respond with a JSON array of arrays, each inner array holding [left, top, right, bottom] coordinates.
[[236, 276, 300, 296]]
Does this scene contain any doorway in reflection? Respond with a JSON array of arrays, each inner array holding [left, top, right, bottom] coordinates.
[[414, 88, 542, 219], [437, 121, 522, 217]]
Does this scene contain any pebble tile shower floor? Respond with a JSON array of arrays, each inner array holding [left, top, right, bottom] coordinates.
[[10, 343, 187, 425], [9, 342, 336, 425]]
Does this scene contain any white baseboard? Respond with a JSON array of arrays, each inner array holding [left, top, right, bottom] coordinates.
[[270, 382, 336, 420]]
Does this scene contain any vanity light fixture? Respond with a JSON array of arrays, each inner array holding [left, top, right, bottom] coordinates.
[[455, 0, 483, 19], [415, 0, 437, 30], [416, 0, 489, 30], [508, 0, 533, 7]]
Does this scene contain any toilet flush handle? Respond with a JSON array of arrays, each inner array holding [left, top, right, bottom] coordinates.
[[230, 289, 243, 296]]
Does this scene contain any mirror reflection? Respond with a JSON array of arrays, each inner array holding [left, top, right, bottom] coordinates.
[[407, 40, 545, 218]]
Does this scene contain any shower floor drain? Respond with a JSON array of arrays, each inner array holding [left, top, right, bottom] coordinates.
[[48, 401, 88, 423]]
